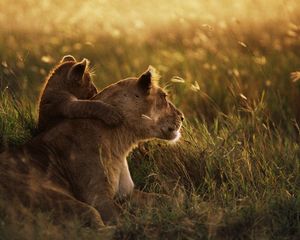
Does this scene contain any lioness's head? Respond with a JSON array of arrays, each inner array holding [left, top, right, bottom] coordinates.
[[94, 67, 184, 141], [46, 55, 97, 99]]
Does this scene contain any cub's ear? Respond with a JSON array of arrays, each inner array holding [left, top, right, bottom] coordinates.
[[138, 67, 153, 94], [67, 59, 88, 84], [60, 55, 76, 63]]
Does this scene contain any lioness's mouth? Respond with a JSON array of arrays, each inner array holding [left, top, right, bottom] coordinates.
[[161, 126, 181, 142], [170, 130, 181, 142]]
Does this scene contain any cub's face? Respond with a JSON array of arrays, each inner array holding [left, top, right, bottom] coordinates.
[[69, 71, 98, 99], [95, 67, 184, 141], [52, 56, 98, 99]]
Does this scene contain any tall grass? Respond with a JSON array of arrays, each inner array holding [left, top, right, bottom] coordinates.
[[0, 0, 300, 239], [124, 99, 300, 239], [0, 90, 36, 151]]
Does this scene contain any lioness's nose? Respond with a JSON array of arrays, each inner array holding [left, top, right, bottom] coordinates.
[[175, 109, 184, 121], [179, 112, 184, 121]]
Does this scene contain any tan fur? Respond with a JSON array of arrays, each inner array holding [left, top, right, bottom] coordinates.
[[0, 67, 184, 228], [38, 55, 122, 131]]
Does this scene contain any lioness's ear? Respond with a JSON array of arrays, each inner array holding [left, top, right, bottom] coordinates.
[[138, 66, 159, 94], [67, 59, 88, 84], [60, 55, 76, 63], [138, 68, 152, 94]]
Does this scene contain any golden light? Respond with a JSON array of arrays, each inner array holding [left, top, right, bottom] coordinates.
[[0, 0, 298, 35]]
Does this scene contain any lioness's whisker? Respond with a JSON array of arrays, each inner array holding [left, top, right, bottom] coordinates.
[[141, 114, 152, 120]]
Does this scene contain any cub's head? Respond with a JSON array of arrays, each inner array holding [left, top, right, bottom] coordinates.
[[95, 67, 184, 142], [46, 55, 97, 99]]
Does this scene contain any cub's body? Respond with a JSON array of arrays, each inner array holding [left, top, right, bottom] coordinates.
[[38, 55, 121, 131]]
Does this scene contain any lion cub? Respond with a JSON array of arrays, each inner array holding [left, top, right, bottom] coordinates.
[[38, 55, 122, 131]]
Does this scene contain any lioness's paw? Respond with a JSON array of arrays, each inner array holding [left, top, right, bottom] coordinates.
[[96, 225, 116, 239]]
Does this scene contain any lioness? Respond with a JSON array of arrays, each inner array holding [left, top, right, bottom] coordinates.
[[38, 55, 122, 131], [0, 67, 183, 228]]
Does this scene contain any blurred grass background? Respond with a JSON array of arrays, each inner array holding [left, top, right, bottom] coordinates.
[[0, 0, 300, 239]]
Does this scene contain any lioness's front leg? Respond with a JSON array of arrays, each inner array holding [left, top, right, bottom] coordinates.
[[74, 154, 122, 224], [118, 160, 170, 207], [118, 160, 134, 198], [129, 190, 172, 207], [33, 187, 105, 229], [87, 160, 134, 223], [94, 197, 121, 224]]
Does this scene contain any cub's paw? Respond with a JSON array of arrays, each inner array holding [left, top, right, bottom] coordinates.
[[101, 107, 124, 127]]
